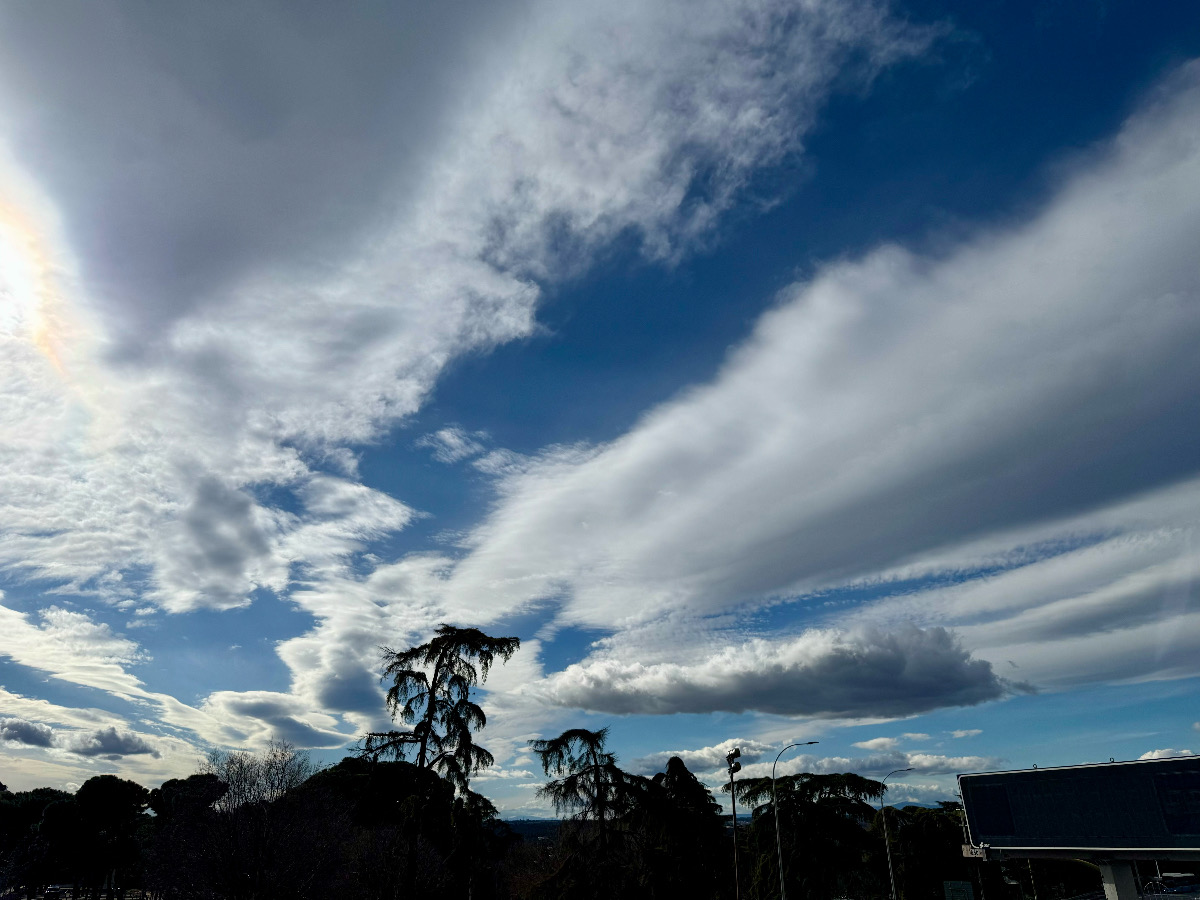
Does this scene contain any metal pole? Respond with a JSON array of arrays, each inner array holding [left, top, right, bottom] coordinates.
[[771, 741, 819, 900], [881, 768, 913, 900], [731, 763, 741, 900]]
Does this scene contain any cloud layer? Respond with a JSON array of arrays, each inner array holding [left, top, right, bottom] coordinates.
[[440, 61, 1200, 698], [2, 0, 1200, 797], [539, 626, 1012, 717], [0, 0, 936, 776], [1, 716, 159, 759], [632, 737, 1002, 784]]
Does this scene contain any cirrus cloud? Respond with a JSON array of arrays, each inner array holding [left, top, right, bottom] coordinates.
[[443, 61, 1200, 703]]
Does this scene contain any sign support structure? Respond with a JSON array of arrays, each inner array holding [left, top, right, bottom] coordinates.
[[959, 756, 1200, 900]]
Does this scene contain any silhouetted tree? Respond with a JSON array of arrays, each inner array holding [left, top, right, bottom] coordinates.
[[146, 773, 228, 897], [74, 774, 151, 898], [199, 741, 320, 900], [362, 624, 520, 793], [640, 756, 727, 899], [528, 727, 652, 899], [299, 755, 456, 898], [284, 754, 514, 899], [730, 771, 885, 900], [202, 739, 318, 810], [0, 786, 72, 896], [35, 794, 84, 892], [531, 727, 647, 836]]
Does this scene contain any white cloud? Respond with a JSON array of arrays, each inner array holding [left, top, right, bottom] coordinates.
[[854, 738, 900, 751], [0, 602, 147, 698], [473, 449, 533, 478], [0, 0, 931, 616], [0, 601, 344, 757], [774, 750, 1000, 778], [1139, 749, 1195, 760], [437, 61, 1200, 700], [418, 427, 488, 464], [0, 0, 935, 763], [472, 767, 537, 782], [660, 742, 1002, 787], [0, 686, 129, 733], [878, 781, 961, 806], [951, 729, 982, 739], [631, 738, 777, 775], [197, 691, 351, 749]]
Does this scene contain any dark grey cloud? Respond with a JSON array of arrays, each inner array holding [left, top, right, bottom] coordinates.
[[269, 716, 353, 748], [545, 626, 1020, 718], [0, 0, 522, 343], [315, 666, 385, 716], [182, 478, 271, 580], [210, 693, 352, 748], [0, 716, 55, 747], [66, 726, 160, 759]]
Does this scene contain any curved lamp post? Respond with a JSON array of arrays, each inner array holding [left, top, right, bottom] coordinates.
[[771, 741, 819, 900], [881, 768, 914, 900]]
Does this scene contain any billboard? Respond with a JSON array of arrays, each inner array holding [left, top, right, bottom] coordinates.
[[959, 756, 1200, 852]]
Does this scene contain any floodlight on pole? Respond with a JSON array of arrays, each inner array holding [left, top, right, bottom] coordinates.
[[727, 748, 743, 900], [881, 768, 914, 900], [771, 741, 819, 900]]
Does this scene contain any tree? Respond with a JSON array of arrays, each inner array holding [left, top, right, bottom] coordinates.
[[201, 739, 317, 812], [652, 755, 723, 820], [146, 774, 228, 898], [74, 775, 152, 898], [198, 741, 319, 900], [527, 727, 652, 899], [0, 787, 72, 896], [729, 771, 885, 900], [362, 624, 520, 793], [530, 727, 648, 833], [638, 756, 727, 900]]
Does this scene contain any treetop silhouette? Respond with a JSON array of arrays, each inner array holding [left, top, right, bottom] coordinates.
[[529, 726, 651, 832], [362, 623, 520, 793]]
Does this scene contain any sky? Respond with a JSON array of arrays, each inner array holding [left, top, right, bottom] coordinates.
[[2, 0, 1200, 814]]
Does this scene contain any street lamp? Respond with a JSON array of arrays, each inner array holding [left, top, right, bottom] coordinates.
[[881, 768, 914, 900], [771, 741, 820, 900], [728, 748, 743, 900]]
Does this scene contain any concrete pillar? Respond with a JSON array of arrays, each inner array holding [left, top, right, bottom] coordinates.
[[1099, 862, 1139, 900]]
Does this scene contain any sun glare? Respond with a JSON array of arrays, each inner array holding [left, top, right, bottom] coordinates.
[[0, 196, 68, 372]]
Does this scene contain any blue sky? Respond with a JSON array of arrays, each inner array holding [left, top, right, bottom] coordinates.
[[2, 0, 1200, 813]]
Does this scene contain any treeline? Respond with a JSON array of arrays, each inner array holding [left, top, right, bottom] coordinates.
[[1, 625, 1098, 899], [1, 742, 512, 899], [2, 741, 987, 900]]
